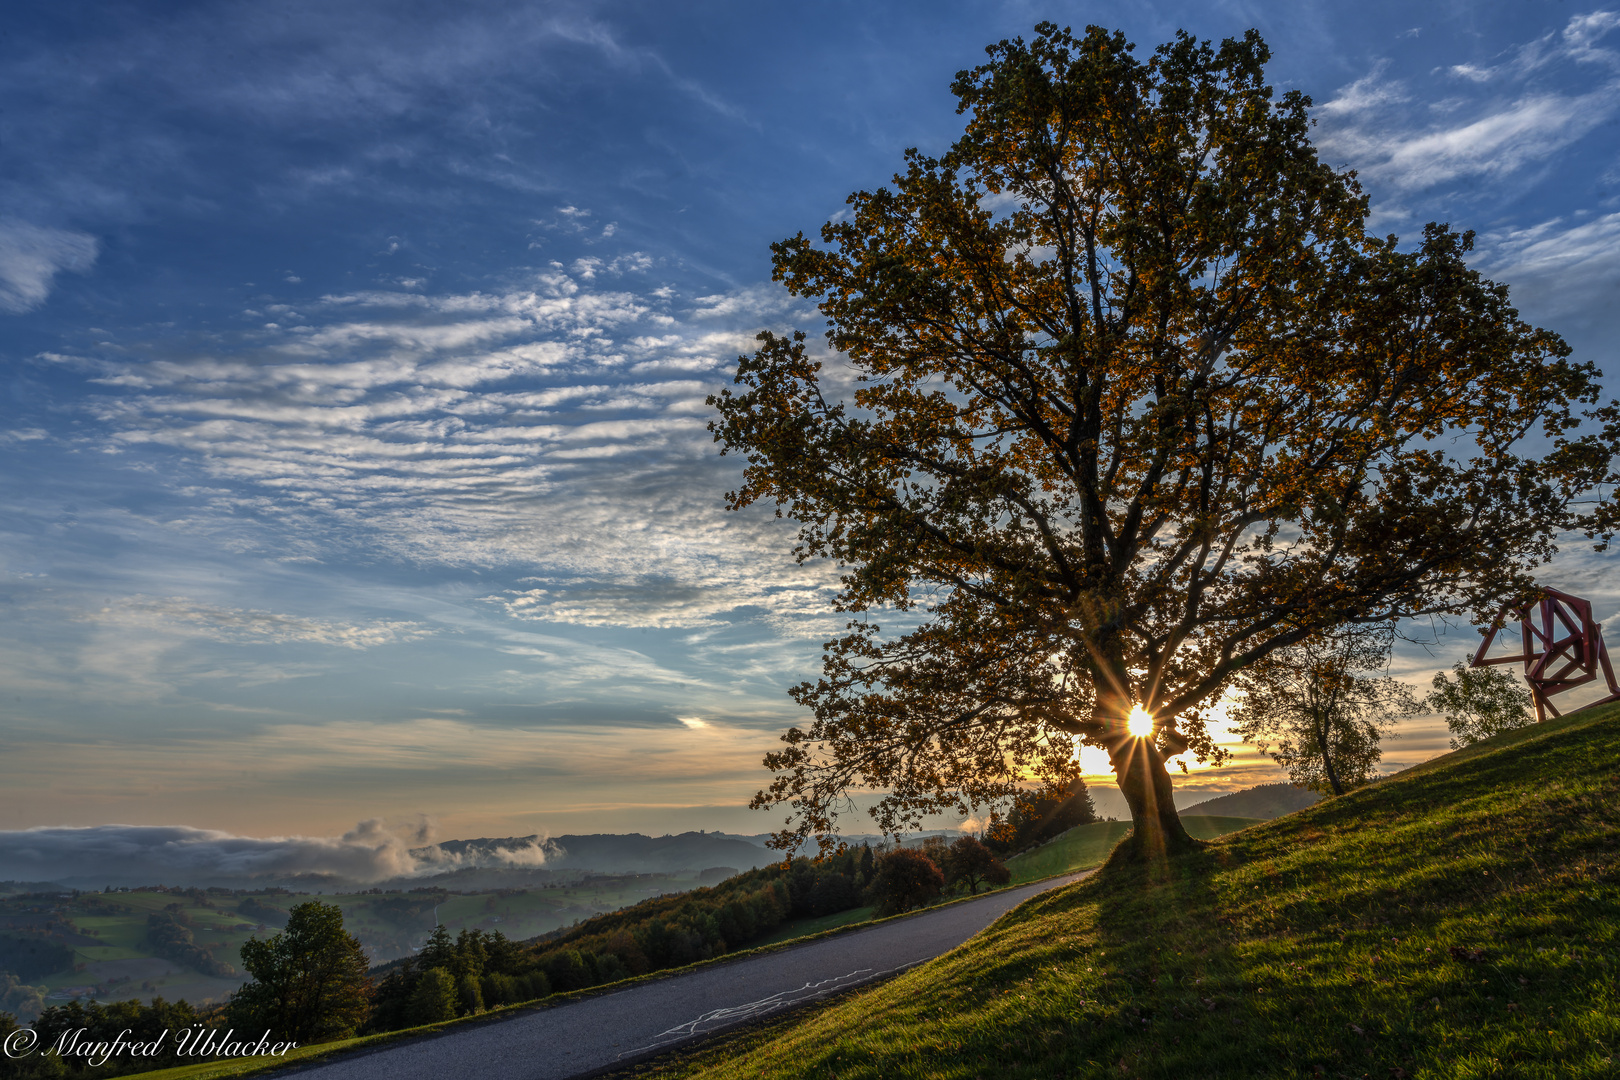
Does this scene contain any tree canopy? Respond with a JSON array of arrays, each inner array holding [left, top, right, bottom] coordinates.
[[942, 836, 1011, 895], [1426, 660, 1534, 749], [709, 23, 1619, 856], [984, 779, 1096, 853], [866, 848, 946, 916]]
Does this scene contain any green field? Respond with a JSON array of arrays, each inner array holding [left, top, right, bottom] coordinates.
[[630, 703, 1620, 1079]]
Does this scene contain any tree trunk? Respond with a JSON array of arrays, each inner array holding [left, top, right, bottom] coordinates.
[[1084, 650, 1197, 861], [1312, 711, 1345, 796], [1104, 725, 1196, 861]]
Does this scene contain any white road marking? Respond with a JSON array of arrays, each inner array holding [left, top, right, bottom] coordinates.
[[617, 958, 928, 1058]]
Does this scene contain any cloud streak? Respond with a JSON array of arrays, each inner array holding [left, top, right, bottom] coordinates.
[[51, 254, 834, 634], [0, 221, 97, 314], [87, 596, 431, 650], [1315, 12, 1620, 194]]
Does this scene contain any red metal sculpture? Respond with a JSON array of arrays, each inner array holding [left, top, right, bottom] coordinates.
[[1473, 587, 1620, 723]]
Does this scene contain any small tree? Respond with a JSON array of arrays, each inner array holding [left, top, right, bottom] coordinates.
[[229, 900, 371, 1043], [942, 836, 1011, 894], [417, 924, 454, 971], [866, 848, 945, 916], [917, 834, 951, 866], [1231, 628, 1419, 796], [456, 973, 484, 1017], [1425, 661, 1533, 749]]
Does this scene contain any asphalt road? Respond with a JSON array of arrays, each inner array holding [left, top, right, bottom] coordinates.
[[288, 871, 1089, 1080]]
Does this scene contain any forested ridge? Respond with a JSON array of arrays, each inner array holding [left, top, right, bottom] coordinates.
[[366, 843, 877, 1030]]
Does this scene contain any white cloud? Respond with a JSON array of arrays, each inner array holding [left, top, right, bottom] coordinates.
[[1316, 12, 1620, 193], [1463, 210, 1620, 349], [1561, 11, 1620, 66], [1475, 210, 1620, 317], [494, 570, 844, 633], [689, 284, 802, 321], [1383, 92, 1611, 189], [87, 595, 431, 650], [0, 221, 98, 314], [1321, 85, 1618, 192], [1313, 64, 1407, 115], [52, 260, 831, 634]]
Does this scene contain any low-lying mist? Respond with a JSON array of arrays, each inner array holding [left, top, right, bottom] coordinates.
[[0, 821, 560, 890]]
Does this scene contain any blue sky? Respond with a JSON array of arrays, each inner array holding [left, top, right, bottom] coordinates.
[[3, 1, 1619, 860]]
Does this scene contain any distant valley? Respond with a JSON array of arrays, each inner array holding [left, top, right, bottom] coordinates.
[[0, 785, 1311, 1019]]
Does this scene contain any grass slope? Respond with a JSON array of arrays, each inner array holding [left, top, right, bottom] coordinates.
[[1182, 783, 1321, 821], [627, 704, 1620, 1079], [1007, 818, 1262, 885]]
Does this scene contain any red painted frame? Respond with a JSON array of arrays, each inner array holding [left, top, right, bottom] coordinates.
[[1472, 588, 1620, 723]]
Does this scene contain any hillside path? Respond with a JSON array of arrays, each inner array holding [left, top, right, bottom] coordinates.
[[286, 871, 1089, 1080]]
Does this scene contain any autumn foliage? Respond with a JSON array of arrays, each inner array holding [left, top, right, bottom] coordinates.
[[710, 23, 1620, 858]]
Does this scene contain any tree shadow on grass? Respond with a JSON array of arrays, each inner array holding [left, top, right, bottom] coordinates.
[[618, 711, 1619, 1079]]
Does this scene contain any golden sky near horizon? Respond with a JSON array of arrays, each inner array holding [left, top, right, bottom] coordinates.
[[0, 688, 1480, 841]]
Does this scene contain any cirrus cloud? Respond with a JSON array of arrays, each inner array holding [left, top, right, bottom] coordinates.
[[0, 220, 97, 314], [1315, 12, 1620, 195]]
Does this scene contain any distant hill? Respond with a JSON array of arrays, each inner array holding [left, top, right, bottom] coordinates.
[[550, 832, 772, 873], [417, 831, 772, 875], [0, 881, 69, 896], [1181, 783, 1319, 819]]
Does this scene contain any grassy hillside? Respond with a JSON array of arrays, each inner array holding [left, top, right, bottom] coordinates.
[[1005, 817, 1261, 884], [1181, 783, 1320, 820], [631, 704, 1620, 1079]]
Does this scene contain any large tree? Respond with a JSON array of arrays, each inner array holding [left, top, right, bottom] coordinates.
[[709, 24, 1618, 858]]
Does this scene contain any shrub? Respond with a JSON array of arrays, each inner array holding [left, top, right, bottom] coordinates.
[[544, 949, 591, 992], [456, 973, 484, 1016]]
